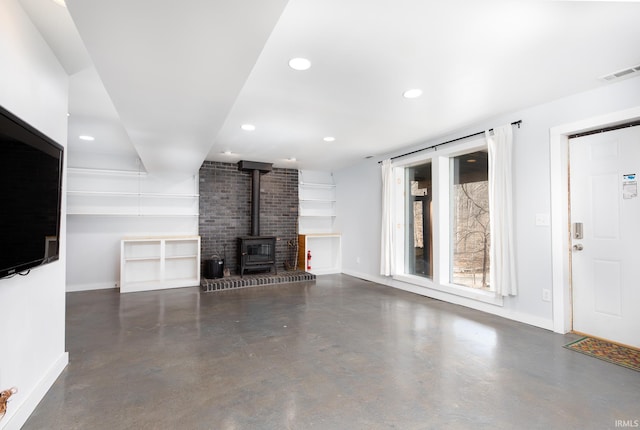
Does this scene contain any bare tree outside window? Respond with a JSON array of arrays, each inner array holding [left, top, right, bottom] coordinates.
[[451, 151, 491, 290]]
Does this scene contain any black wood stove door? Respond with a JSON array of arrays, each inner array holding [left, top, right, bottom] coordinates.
[[238, 236, 277, 277]]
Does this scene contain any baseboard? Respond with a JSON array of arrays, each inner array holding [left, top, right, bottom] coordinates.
[[310, 268, 342, 275], [342, 269, 554, 331], [1, 352, 68, 430], [66, 281, 117, 292]]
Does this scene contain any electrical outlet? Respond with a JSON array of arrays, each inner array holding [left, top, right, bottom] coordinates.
[[542, 289, 552, 302]]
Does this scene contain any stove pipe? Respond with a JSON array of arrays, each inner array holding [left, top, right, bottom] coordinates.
[[238, 160, 273, 236]]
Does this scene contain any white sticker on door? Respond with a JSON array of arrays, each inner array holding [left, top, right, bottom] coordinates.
[[623, 173, 637, 199]]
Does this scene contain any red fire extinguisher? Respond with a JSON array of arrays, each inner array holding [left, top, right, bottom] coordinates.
[[307, 250, 312, 270]]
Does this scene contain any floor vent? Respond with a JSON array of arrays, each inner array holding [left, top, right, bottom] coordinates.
[[600, 64, 640, 82]]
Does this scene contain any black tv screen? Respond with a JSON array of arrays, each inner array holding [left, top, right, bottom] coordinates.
[[0, 105, 64, 279]]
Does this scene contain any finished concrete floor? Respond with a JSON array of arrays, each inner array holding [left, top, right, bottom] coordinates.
[[24, 274, 640, 430]]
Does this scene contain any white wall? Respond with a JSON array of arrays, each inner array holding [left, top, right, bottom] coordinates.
[[0, 1, 69, 428], [334, 76, 640, 330]]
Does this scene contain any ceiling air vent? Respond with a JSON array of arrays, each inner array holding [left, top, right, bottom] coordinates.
[[600, 64, 640, 82]]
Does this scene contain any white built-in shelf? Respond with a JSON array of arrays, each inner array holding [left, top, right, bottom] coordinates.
[[299, 201, 336, 217], [67, 167, 199, 217], [299, 182, 336, 189], [124, 256, 161, 262], [299, 213, 336, 218], [67, 190, 199, 198], [298, 197, 334, 202], [165, 254, 199, 260], [67, 212, 199, 217], [298, 172, 340, 271], [67, 167, 147, 177], [120, 236, 201, 293], [297, 233, 341, 275], [299, 171, 336, 233]]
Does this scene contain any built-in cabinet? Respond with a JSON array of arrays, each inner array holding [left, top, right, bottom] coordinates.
[[298, 233, 341, 275], [298, 170, 341, 274], [67, 168, 199, 217], [120, 236, 201, 293]]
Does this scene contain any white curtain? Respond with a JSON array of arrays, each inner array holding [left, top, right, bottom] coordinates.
[[486, 125, 518, 296], [380, 159, 394, 276]]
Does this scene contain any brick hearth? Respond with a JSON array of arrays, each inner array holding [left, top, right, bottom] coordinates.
[[201, 270, 315, 293]]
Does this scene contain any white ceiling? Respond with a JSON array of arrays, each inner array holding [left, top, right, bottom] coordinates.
[[18, 0, 640, 176]]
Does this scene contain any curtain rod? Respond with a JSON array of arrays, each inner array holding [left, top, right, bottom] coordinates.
[[379, 120, 522, 163]]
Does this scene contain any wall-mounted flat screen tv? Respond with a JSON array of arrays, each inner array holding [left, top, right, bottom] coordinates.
[[0, 105, 64, 279]]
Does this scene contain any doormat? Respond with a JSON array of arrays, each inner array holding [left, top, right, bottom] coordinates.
[[564, 337, 640, 372]]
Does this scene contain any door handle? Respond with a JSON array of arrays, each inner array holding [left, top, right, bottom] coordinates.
[[573, 244, 584, 251]]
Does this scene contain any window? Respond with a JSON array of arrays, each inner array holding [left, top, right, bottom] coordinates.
[[405, 162, 432, 278], [393, 138, 498, 303], [450, 151, 491, 291]]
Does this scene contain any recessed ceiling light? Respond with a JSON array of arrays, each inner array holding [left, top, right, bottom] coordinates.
[[79, 135, 95, 141], [288, 58, 311, 71], [223, 150, 232, 155], [287, 157, 297, 162], [323, 136, 335, 142], [241, 124, 255, 131], [467, 158, 477, 163], [51, 0, 66, 7], [403, 88, 423, 99]]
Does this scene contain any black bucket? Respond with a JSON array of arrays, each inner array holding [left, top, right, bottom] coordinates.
[[204, 259, 224, 279]]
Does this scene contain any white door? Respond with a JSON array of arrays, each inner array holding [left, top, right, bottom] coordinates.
[[569, 125, 640, 349]]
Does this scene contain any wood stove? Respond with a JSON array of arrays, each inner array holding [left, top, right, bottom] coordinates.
[[238, 236, 276, 277], [237, 160, 277, 277]]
